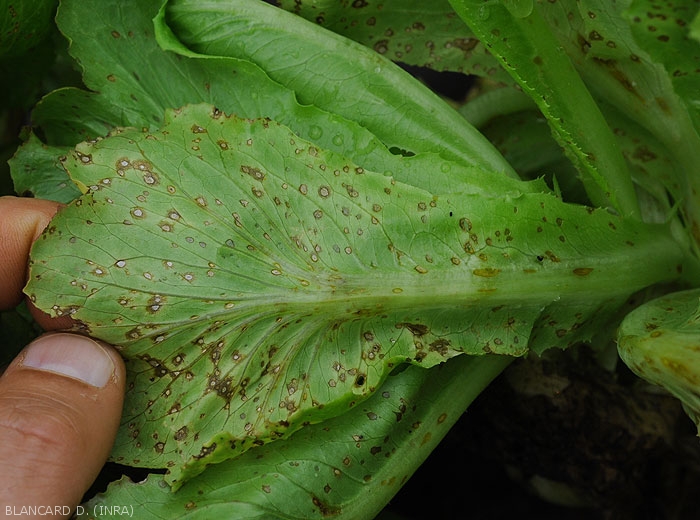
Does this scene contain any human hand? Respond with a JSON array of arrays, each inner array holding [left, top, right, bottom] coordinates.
[[0, 196, 126, 518]]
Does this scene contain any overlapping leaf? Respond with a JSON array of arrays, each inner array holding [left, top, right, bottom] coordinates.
[[156, 0, 518, 177], [448, 0, 641, 217], [539, 0, 700, 236], [14, 0, 518, 203], [10, 133, 81, 203], [625, 0, 700, 135], [0, 0, 56, 59], [276, 0, 513, 83], [78, 355, 511, 519], [450, 0, 700, 248], [618, 288, 700, 428]]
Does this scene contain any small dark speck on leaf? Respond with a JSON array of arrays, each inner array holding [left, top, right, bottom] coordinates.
[[312, 495, 341, 516]]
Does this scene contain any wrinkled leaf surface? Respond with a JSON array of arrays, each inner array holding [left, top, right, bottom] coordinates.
[[27, 104, 685, 486], [276, 0, 513, 83], [78, 355, 510, 519]]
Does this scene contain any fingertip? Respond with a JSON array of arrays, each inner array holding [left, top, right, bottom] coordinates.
[[0, 196, 62, 310], [0, 333, 125, 511], [0, 196, 63, 238], [19, 333, 124, 388]]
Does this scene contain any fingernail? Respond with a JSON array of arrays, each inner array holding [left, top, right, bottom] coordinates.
[[21, 333, 115, 388]]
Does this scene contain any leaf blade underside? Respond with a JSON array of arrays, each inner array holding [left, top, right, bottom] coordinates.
[[78, 355, 511, 519], [26, 104, 684, 486]]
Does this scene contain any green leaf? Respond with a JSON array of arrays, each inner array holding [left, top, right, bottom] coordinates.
[[0, 0, 56, 58], [459, 84, 538, 129], [626, 0, 700, 132], [623, 0, 700, 249], [15, 0, 407, 204], [156, 0, 519, 178], [534, 0, 692, 150], [276, 0, 513, 83], [448, 0, 641, 219], [40, 0, 382, 163], [23, 0, 508, 197], [0, 37, 56, 112], [26, 104, 685, 487], [531, 0, 700, 251], [458, 86, 588, 202], [691, 9, 700, 42], [618, 288, 700, 429], [78, 355, 511, 519], [600, 100, 681, 220], [9, 132, 81, 202], [31, 87, 125, 147], [479, 109, 577, 177]]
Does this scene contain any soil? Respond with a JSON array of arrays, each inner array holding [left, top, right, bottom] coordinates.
[[383, 348, 700, 520]]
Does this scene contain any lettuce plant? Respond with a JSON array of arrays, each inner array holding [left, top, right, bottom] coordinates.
[[5, 0, 700, 517]]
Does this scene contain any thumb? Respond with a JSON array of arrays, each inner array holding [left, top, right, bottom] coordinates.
[[0, 333, 125, 516]]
